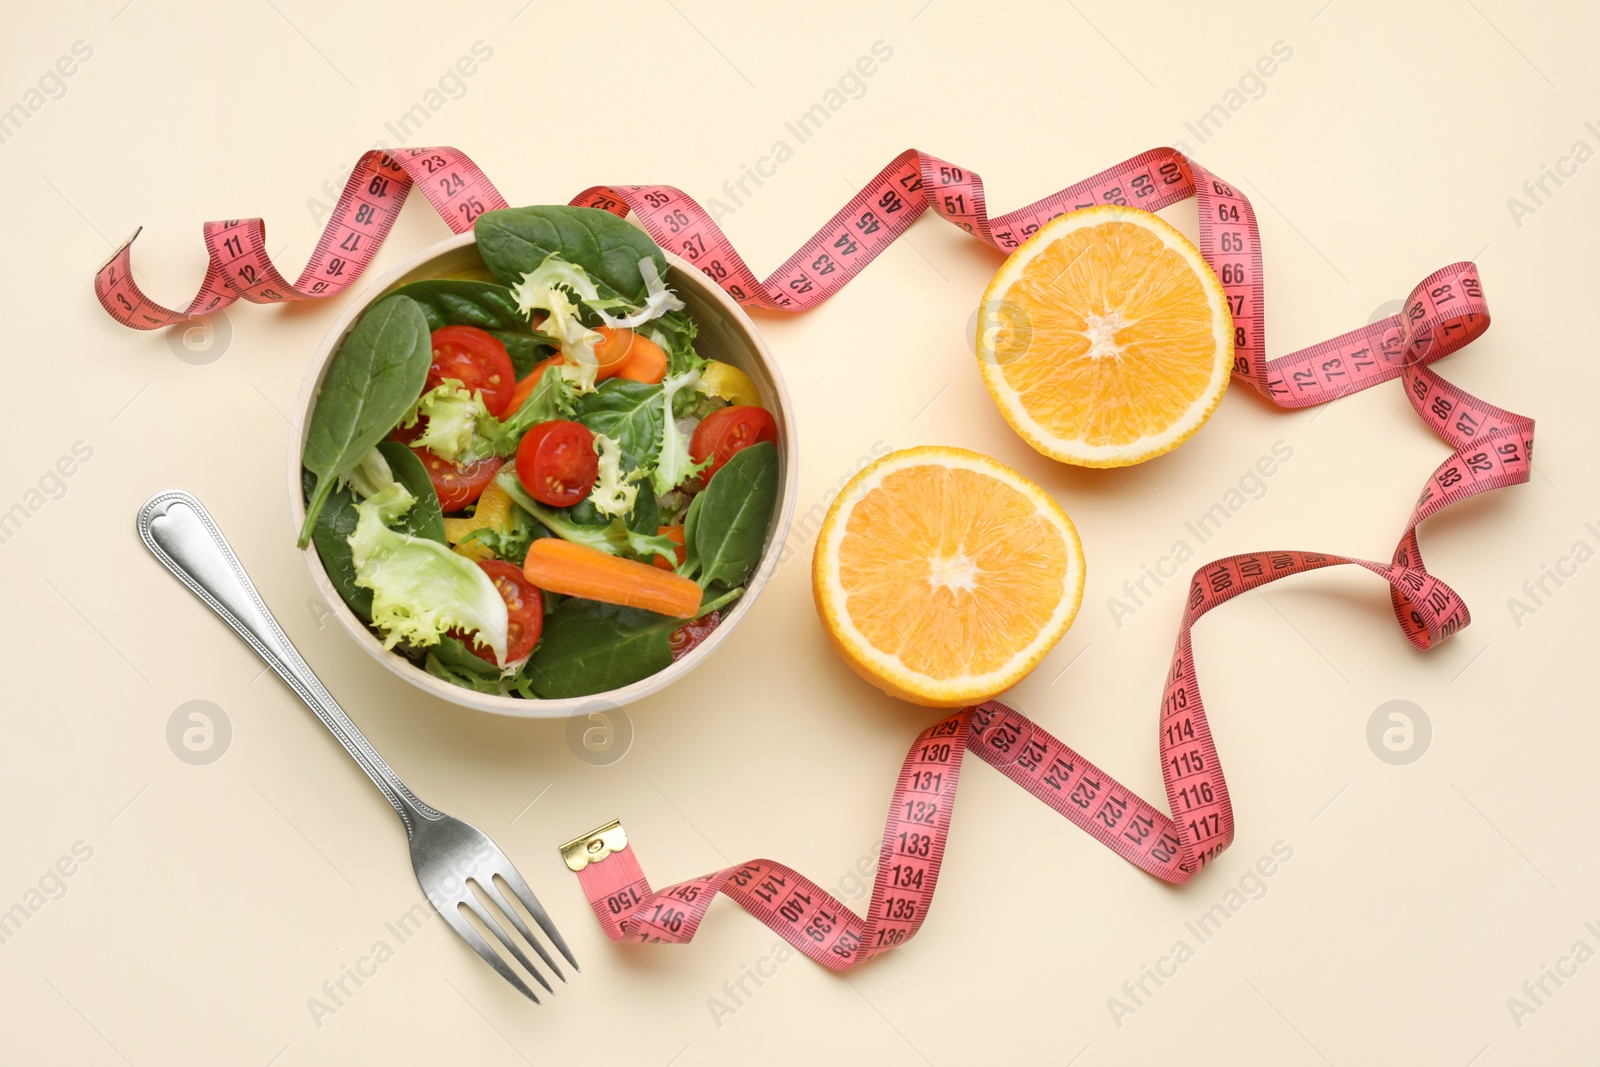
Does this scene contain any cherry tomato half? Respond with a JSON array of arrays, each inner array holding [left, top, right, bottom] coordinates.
[[428, 325, 516, 417], [454, 559, 544, 667], [412, 447, 503, 512], [690, 406, 778, 484], [516, 420, 598, 508], [390, 419, 424, 444], [669, 610, 721, 661]]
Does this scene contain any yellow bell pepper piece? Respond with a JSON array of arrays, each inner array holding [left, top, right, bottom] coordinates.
[[443, 519, 494, 561], [698, 360, 762, 408], [442, 480, 515, 561], [473, 479, 514, 531]]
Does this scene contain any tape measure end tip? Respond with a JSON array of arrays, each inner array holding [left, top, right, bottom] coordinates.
[[559, 818, 627, 872]]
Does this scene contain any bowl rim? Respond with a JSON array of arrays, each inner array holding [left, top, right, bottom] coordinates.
[[286, 230, 799, 719]]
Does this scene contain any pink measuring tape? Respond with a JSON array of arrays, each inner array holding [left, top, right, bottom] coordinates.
[[94, 148, 506, 328], [96, 145, 1532, 970]]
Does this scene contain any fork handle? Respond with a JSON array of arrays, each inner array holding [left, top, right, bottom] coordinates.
[[137, 490, 440, 834]]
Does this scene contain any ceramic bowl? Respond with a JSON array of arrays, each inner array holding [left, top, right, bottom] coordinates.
[[287, 232, 797, 717]]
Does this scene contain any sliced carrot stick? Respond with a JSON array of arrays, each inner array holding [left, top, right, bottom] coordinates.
[[611, 331, 668, 384], [508, 336, 640, 412], [652, 525, 686, 570], [506, 358, 558, 413], [591, 328, 641, 376], [524, 538, 703, 618]]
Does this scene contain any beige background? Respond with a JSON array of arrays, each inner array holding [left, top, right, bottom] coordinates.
[[2, 1, 1595, 1063]]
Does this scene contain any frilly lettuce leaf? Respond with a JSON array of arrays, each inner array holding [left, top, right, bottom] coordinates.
[[510, 253, 686, 391], [586, 433, 641, 520], [594, 258, 684, 330], [477, 365, 578, 458], [340, 445, 398, 502], [495, 468, 674, 561], [511, 255, 607, 392], [645, 307, 704, 377], [401, 381, 489, 462], [349, 481, 509, 665], [652, 368, 712, 496]]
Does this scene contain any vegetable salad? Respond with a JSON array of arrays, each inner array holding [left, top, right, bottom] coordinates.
[[299, 206, 780, 699]]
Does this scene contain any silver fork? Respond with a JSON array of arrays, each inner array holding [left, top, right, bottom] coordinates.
[[137, 489, 577, 1002]]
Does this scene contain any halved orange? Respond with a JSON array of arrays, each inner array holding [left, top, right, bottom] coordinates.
[[976, 205, 1233, 467], [812, 447, 1085, 707]]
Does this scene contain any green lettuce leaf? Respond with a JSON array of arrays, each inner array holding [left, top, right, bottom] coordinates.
[[586, 433, 641, 520], [510, 255, 614, 390], [423, 634, 539, 696], [349, 482, 509, 664], [652, 368, 712, 496], [495, 468, 674, 561], [401, 381, 490, 462], [646, 308, 705, 377], [477, 367, 578, 458]]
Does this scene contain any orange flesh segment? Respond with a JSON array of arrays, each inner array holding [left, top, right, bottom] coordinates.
[[836, 465, 1069, 679], [998, 220, 1220, 447]]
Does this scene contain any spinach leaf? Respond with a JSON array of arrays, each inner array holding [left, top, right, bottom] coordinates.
[[388, 278, 524, 331], [678, 486, 707, 578], [693, 441, 779, 590], [377, 441, 445, 543], [422, 633, 496, 684], [476, 206, 666, 299], [299, 295, 431, 546], [491, 331, 556, 381], [697, 584, 745, 617], [628, 489, 661, 535], [425, 634, 523, 695], [526, 599, 675, 698], [304, 469, 372, 622], [575, 379, 664, 471], [566, 487, 659, 535], [385, 278, 557, 378]]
